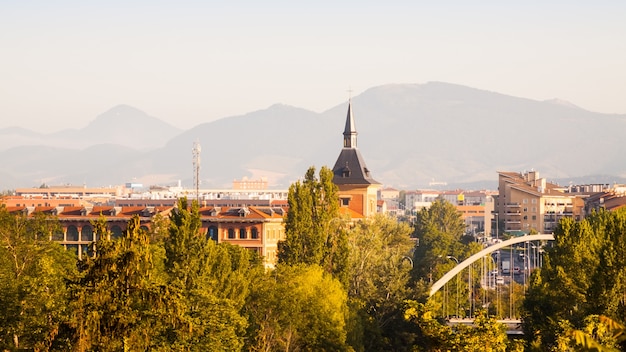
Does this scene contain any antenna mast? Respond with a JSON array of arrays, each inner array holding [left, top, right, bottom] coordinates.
[[192, 140, 201, 202]]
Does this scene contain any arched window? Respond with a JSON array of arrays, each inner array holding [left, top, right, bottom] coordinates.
[[239, 228, 246, 239], [66, 225, 79, 241], [52, 228, 64, 241], [251, 227, 259, 239], [111, 225, 123, 239], [228, 228, 235, 239], [81, 225, 93, 241], [207, 226, 218, 241]]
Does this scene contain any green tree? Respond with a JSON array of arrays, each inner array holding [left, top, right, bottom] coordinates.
[[570, 315, 625, 352], [404, 301, 513, 351], [245, 264, 349, 352], [70, 215, 167, 351], [277, 166, 348, 283], [412, 197, 471, 283], [346, 213, 416, 351], [522, 208, 626, 349], [0, 208, 78, 351], [162, 198, 260, 351]]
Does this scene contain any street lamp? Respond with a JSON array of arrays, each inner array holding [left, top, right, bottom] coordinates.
[[446, 256, 460, 318]]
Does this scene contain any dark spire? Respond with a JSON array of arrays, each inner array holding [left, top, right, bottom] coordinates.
[[332, 100, 380, 185], [343, 100, 357, 148]]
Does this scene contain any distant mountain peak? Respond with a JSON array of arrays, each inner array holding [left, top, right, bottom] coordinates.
[[543, 98, 582, 110], [96, 104, 151, 121]]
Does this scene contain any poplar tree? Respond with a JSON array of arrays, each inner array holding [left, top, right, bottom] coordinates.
[[277, 166, 348, 282]]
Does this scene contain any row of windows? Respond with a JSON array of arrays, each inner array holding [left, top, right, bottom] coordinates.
[[227, 227, 260, 240], [58, 224, 272, 243], [53, 224, 129, 242]]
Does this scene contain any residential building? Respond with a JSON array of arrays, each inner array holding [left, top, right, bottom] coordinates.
[[3, 204, 285, 268], [496, 170, 584, 234]]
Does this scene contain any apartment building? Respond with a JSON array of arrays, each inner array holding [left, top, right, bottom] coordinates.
[[496, 170, 584, 234]]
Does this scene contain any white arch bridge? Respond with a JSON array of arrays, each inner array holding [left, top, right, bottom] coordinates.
[[429, 234, 555, 297]]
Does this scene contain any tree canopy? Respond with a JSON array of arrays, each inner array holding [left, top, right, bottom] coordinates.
[[277, 166, 348, 283], [522, 208, 626, 350]]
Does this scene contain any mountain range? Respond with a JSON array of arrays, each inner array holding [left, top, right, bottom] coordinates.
[[2, 82, 626, 191]]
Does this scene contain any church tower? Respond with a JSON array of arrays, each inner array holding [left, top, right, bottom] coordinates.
[[332, 100, 381, 217]]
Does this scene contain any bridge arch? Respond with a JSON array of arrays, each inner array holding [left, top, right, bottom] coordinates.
[[429, 234, 554, 297]]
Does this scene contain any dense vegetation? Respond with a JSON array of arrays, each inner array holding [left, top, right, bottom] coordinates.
[[1, 167, 625, 351]]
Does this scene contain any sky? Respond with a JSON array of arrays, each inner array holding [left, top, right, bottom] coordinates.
[[2, 1, 625, 133]]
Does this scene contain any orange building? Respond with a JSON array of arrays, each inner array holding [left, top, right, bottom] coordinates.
[[331, 101, 381, 218], [3, 204, 285, 268]]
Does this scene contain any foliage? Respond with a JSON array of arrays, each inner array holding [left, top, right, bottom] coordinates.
[[569, 315, 625, 352], [521, 208, 626, 349], [69, 215, 167, 351], [412, 196, 476, 283], [346, 213, 417, 351], [161, 197, 261, 351], [245, 264, 349, 352], [403, 301, 511, 351], [277, 166, 348, 284], [0, 208, 78, 350]]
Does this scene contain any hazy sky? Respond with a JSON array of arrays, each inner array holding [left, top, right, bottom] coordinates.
[[2, 1, 625, 133]]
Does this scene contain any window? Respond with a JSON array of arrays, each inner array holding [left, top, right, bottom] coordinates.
[[239, 228, 247, 239], [228, 228, 235, 239], [531, 199, 537, 204], [110, 226, 123, 239], [341, 198, 350, 206], [52, 229, 64, 241], [207, 226, 218, 241], [531, 215, 536, 220], [523, 199, 528, 204], [251, 228, 259, 239], [81, 225, 93, 241], [66, 225, 79, 241]]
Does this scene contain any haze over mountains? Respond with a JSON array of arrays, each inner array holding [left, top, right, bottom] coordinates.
[[2, 82, 626, 191]]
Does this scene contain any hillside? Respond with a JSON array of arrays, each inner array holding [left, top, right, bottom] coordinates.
[[2, 82, 626, 190]]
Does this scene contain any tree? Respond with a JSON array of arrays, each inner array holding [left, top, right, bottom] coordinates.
[[412, 197, 471, 283], [521, 208, 626, 349], [245, 264, 349, 352], [403, 302, 512, 351], [161, 197, 261, 351], [346, 213, 416, 351], [0, 208, 78, 351], [277, 166, 348, 283], [70, 215, 168, 351]]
